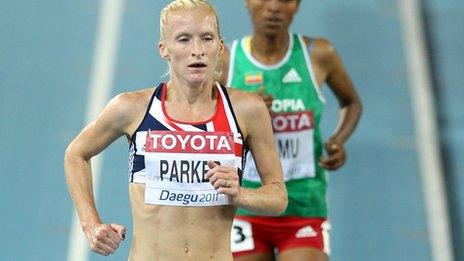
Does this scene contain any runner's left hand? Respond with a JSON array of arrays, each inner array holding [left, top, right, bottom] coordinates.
[[319, 139, 346, 170], [205, 160, 240, 204]]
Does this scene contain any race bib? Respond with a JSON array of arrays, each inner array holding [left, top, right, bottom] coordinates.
[[231, 219, 254, 252], [144, 130, 236, 206], [244, 111, 315, 182]]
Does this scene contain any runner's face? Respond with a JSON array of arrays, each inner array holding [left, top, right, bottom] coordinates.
[[159, 8, 223, 84], [246, 0, 299, 36]]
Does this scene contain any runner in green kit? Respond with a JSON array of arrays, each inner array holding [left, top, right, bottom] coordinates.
[[220, 0, 362, 260]]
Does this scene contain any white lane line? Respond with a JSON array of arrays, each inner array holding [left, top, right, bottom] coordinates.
[[67, 0, 125, 260], [398, 1, 454, 261]]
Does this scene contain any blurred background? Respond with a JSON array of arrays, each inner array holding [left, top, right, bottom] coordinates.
[[1, 0, 462, 260]]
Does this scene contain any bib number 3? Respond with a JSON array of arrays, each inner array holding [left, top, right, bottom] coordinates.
[[231, 219, 254, 252]]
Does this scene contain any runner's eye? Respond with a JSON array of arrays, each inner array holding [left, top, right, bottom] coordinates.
[[176, 36, 190, 43], [202, 34, 214, 42]]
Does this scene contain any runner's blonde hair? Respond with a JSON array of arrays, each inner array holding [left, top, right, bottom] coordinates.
[[160, 0, 221, 41]]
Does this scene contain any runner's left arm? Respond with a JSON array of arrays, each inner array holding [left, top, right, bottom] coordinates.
[[208, 92, 287, 216], [310, 38, 363, 170]]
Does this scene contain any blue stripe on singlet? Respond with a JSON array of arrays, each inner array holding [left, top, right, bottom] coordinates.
[[138, 113, 170, 132], [193, 124, 207, 131], [129, 84, 162, 182], [131, 154, 145, 176]]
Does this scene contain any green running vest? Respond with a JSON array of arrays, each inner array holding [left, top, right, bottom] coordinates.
[[228, 33, 327, 217]]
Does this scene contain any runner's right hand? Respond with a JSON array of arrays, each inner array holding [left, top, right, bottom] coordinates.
[[84, 223, 126, 256]]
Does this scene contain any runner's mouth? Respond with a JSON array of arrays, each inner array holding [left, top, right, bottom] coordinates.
[[188, 62, 207, 68], [264, 17, 283, 23]]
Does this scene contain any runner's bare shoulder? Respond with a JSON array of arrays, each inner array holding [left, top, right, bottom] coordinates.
[[303, 36, 337, 67], [225, 87, 270, 137], [103, 87, 156, 134]]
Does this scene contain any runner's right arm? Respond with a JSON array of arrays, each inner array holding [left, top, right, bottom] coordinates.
[[64, 93, 138, 255]]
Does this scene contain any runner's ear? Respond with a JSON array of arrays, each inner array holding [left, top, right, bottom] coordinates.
[[159, 42, 170, 60]]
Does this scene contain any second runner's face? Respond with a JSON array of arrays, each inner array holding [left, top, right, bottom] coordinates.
[[246, 0, 299, 36], [159, 8, 224, 84]]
